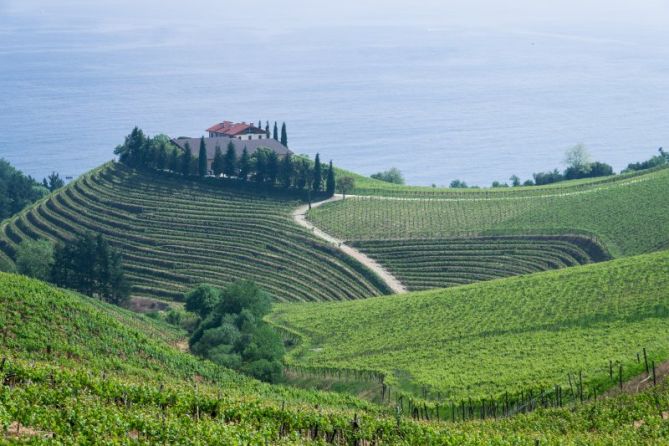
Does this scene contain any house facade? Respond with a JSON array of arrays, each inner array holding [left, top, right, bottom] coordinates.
[[206, 121, 268, 140]]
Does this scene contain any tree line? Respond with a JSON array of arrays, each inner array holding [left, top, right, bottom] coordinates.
[[15, 233, 130, 307], [114, 127, 337, 196], [0, 159, 65, 220]]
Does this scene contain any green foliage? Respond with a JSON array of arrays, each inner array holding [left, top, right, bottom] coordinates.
[[370, 168, 404, 185], [181, 142, 192, 176], [0, 163, 385, 302], [41, 172, 65, 192], [351, 235, 608, 291], [224, 141, 238, 177], [326, 160, 336, 196], [309, 167, 669, 257], [449, 179, 469, 188], [624, 148, 669, 172], [272, 121, 278, 140], [313, 153, 322, 192], [15, 239, 54, 281], [271, 249, 669, 401], [189, 281, 284, 383], [211, 145, 224, 176], [51, 232, 129, 306], [0, 158, 48, 220], [336, 176, 355, 198], [198, 136, 208, 177], [280, 122, 288, 147]]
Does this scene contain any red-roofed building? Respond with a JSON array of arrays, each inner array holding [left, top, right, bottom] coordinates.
[[206, 121, 268, 140]]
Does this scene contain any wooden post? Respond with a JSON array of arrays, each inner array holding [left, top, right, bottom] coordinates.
[[643, 348, 649, 374]]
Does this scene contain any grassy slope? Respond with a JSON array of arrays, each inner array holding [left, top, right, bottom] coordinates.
[[0, 162, 388, 302], [311, 166, 669, 257], [3, 272, 669, 444], [270, 250, 669, 401]]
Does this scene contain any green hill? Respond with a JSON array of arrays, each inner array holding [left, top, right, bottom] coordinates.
[[309, 167, 669, 290], [3, 272, 669, 444], [0, 162, 388, 302], [270, 249, 669, 402]]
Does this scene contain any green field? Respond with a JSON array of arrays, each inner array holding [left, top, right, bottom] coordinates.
[[0, 162, 388, 302], [351, 235, 609, 291], [270, 249, 669, 402], [3, 272, 669, 444]]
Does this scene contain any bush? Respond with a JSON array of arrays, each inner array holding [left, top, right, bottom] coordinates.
[[371, 168, 405, 185], [15, 239, 54, 281]]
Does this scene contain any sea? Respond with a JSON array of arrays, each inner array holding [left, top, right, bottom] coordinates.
[[1, 11, 669, 186]]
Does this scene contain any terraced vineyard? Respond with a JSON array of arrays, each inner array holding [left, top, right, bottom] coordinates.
[[4, 272, 669, 445], [0, 163, 388, 302], [270, 249, 669, 402], [351, 235, 610, 290]]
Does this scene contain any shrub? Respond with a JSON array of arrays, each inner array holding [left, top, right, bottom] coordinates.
[[15, 239, 54, 281]]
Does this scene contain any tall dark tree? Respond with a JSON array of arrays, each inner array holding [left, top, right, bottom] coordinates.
[[257, 120, 262, 129], [265, 121, 270, 138], [223, 141, 237, 177], [280, 122, 288, 147], [279, 153, 294, 188], [198, 137, 208, 177], [313, 153, 322, 192], [42, 172, 65, 192], [254, 149, 269, 183], [114, 127, 146, 167], [296, 159, 311, 190], [156, 142, 168, 170], [267, 151, 279, 185], [273, 122, 279, 140], [181, 143, 193, 176], [239, 147, 251, 181], [326, 160, 336, 196], [212, 145, 224, 176], [168, 149, 179, 172]]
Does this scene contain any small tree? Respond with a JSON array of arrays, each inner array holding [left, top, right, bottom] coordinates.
[[42, 172, 65, 192], [212, 145, 224, 176], [267, 151, 279, 185], [181, 143, 193, 176], [185, 284, 221, 319], [168, 148, 179, 172], [370, 168, 404, 185], [198, 137, 208, 177], [239, 147, 251, 181], [449, 179, 468, 188], [326, 160, 336, 196], [564, 144, 592, 173], [280, 122, 288, 147], [223, 141, 237, 177], [510, 175, 521, 187], [16, 239, 54, 281], [156, 142, 168, 170], [313, 153, 322, 192], [273, 122, 278, 140], [336, 176, 355, 199]]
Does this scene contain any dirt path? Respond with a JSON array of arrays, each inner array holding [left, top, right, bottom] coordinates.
[[292, 195, 407, 294]]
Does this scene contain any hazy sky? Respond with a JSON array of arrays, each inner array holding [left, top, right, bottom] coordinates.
[[3, 0, 669, 29]]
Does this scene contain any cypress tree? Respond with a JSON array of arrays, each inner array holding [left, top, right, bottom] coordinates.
[[326, 160, 336, 196], [279, 153, 294, 188], [181, 143, 192, 176], [265, 121, 270, 138], [313, 153, 322, 192], [254, 149, 268, 183], [212, 145, 224, 176], [239, 147, 251, 181], [224, 141, 237, 177], [280, 122, 288, 146], [273, 122, 279, 140], [258, 120, 262, 129], [198, 137, 208, 177]]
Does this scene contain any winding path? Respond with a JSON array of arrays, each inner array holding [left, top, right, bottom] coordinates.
[[292, 195, 407, 294]]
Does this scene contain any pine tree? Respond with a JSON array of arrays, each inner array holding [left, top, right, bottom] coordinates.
[[168, 149, 179, 172], [224, 141, 238, 177], [326, 160, 336, 196], [280, 122, 288, 147], [273, 122, 279, 140], [181, 143, 192, 176], [279, 153, 294, 188], [239, 147, 251, 181], [212, 145, 224, 176], [313, 153, 322, 192], [198, 137, 208, 177], [254, 149, 268, 183]]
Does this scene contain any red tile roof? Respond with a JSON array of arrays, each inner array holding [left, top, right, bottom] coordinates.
[[206, 121, 265, 136]]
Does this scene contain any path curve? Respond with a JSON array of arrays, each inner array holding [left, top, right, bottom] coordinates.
[[292, 195, 407, 294]]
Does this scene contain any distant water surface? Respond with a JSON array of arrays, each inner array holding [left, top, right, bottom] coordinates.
[[1, 18, 668, 186]]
